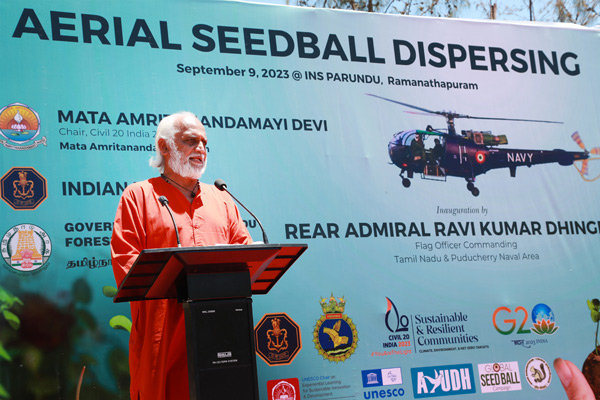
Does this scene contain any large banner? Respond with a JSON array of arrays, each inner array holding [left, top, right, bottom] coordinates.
[[1, 1, 599, 398]]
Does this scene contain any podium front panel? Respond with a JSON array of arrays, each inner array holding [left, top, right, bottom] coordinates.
[[183, 299, 258, 399]]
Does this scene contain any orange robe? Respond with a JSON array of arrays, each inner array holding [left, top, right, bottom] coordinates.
[[111, 177, 251, 400]]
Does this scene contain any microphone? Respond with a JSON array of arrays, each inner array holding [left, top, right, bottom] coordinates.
[[158, 195, 181, 247], [214, 179, 269, 244]]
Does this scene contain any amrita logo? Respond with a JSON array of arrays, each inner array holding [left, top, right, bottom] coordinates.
[[411, 364, 476, 398], [0, 103, 46, 150], [492, 304, 559, 336]]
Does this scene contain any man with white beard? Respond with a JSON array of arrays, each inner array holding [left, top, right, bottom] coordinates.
[[111, 111, 251, 400]]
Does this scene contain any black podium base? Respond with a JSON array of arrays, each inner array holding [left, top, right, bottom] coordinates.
[[114, 244, 307, 399], [183, 299, 259, 400]]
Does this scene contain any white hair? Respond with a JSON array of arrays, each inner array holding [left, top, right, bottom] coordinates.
[[149, 111, 199, 173]]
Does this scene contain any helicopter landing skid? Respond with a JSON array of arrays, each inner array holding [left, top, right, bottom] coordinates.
[[399, 169, 413, 188], [466, 180, 480, 197]]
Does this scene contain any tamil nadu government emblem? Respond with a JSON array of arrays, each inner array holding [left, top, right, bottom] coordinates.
[[313, 293, 358, 362], [1, 224, 52, 274], [0, 103, 46, 150]]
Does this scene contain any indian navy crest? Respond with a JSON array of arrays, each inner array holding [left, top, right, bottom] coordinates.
[[1, 167, 47, 210], [313, 293, 358, 362], [255, 313, 302, 365], [1, 224, 52, 274], [267, 317, 288, 352], [0, 103, 46, 150]]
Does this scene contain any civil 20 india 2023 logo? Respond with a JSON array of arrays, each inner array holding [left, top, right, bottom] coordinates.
[[313, 293, 358, 362]]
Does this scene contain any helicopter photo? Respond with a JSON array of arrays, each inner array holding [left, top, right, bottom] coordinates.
[[368, 94, 600, 196]]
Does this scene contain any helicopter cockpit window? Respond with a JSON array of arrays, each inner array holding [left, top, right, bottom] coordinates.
[[389, 131, 405, 147], [400, 130, 418, 146]]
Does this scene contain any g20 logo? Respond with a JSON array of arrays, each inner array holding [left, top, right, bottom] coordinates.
[[493, 306, 530, 335], [493, 304, 559, 336]]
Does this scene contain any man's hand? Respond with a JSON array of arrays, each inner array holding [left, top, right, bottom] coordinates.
[[554, 358, 595, 400]]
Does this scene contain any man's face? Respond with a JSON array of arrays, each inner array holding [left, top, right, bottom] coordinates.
[[164, 116, 208, 180]]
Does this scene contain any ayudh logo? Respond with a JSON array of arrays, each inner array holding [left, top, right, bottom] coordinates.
[[411, 364, 476, 398]]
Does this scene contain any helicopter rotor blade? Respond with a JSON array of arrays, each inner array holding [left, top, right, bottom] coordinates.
[[571, 131, 600, 155], [570, 132, 600, 176], [366, 94, 442, 116], [367, 93, 563, 124], [571, 132, 586, 150], [581, 152, 600, 175], [581, 159, 589, 175], [459, 115, 563, 124], [574, 161, 600, 182], [404, 111, 442, 117]]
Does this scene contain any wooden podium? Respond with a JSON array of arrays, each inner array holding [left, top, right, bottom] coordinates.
[[114, 243, 307, 399]]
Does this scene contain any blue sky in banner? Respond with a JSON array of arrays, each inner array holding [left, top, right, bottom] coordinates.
[[243, 0, 534, 21]]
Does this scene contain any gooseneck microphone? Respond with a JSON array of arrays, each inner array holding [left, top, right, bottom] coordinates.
[[214, 179, 269, 244], [158, 195, 181, 247]]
